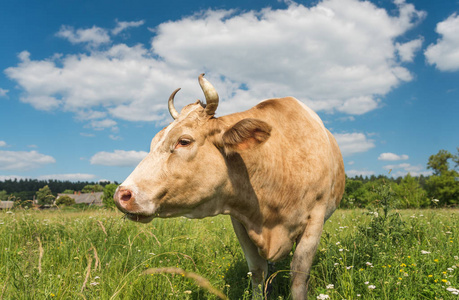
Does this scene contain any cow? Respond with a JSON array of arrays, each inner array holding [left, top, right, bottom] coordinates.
[[114, 74, 345, 299]]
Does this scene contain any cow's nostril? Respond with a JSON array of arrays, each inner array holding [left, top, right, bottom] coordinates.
[[120, 189, 132, 202]]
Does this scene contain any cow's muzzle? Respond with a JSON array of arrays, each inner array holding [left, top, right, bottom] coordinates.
[[114, 186, 139, 213], [114, 186, 156, 223]]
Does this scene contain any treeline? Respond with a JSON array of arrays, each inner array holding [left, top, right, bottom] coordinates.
[[0, 179, 118, 201], [343, 149, 458, 208]]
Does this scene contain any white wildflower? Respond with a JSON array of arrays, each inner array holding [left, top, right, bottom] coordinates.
[[421, 250, 431, 254], [247, 272, 252, 277], [368, 285, 376, 290], [446, 287, 459, 295], [90, 282, 99, 286], [317, 294, 330, 300], [364, 282, 369, 285], [336, 242, 340, 245], [454, 256, 458, 260], [326, 284, 334, 289]]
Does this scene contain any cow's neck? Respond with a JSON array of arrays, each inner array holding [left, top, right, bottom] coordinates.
[[219, 152, 294, 262]]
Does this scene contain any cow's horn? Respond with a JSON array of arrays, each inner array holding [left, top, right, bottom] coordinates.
[[199, 73, 219, 116], [168, 88, 181, 120]]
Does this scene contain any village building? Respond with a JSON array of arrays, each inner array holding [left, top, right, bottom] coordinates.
[[56, 192, 104, 206], [0, 201, 14, 210]]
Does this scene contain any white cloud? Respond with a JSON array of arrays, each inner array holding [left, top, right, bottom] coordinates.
[[391, 170, 432, 177], [0, 174, 96, 181], [383, 162, 411, 170], [378, 152, 409, 161], [112, 20, 145, 35], [0, 141, 7, 147], [80, 132, 96, 138], [5, 0, 426, 127], [334, 132, 375, 157], [89, 119, 117, 131], [0, 150, 56, 171], [337, 96, 380, 115], [425, 13, 459, 71], [109, 134, 122, 141], [5, 46, 177, 122], [383, 163, 432, 177], [0, 175, 25, 181], [90, 150, 147, 167], [396, 38, 423, 62], [56, 25, 111, 48], [37, 173, 96, 181], [0, 88, 8, 97], [346, 169, 375, 177]]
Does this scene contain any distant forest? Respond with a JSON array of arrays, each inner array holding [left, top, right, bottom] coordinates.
[[0, 179, 118, 200]]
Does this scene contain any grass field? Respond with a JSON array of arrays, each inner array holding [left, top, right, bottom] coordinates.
[[0, 207, 458, 299]]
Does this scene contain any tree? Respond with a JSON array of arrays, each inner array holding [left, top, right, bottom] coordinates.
[[55, 195, 75, 206], [62, 189, 74, 194], [427, 149, 454, 175], [36, 185, 55, 206], [426, 149, 459, 206], [81, 184, 104, 193], [454, 147, 459, 170], [341, 177, 363, 208], [426, 173, 459, 206], [0, 190, 7, 201], [10, 195, 33, 209], [102, 184, 118, 208], [394, 173, 428, 208]]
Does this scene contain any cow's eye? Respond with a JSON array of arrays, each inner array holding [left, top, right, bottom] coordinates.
[[175, 138, 192, 149]]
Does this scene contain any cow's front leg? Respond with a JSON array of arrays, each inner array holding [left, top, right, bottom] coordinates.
[[290, 213, 325, 300], [231, 217, 268, 300]]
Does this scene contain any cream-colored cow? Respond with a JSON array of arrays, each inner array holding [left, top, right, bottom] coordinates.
[[114, 74, 345, 299]]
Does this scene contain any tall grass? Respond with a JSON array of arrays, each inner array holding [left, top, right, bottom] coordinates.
[[0, 207, 457, 299]]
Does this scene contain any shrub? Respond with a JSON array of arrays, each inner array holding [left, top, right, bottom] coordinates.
[[102, 184, 119, 208], [55, 195, 75, 206]]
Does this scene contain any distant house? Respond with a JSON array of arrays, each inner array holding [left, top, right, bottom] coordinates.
[[0, 201, 14, 210], [56, 192, 104, 206]]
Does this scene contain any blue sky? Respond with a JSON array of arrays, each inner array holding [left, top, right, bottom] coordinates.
[[0, 0, 458, 183]]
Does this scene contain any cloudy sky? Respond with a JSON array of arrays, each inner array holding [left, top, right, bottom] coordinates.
[[0, 0, 458, 182]]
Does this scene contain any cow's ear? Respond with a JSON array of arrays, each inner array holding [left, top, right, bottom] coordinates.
[[222, 118, 272, 154]]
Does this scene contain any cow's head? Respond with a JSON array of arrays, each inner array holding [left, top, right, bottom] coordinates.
[[114, 74, 272, 222]]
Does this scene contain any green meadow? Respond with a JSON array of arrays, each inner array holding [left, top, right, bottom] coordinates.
[[0, 208, 458, 299]]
